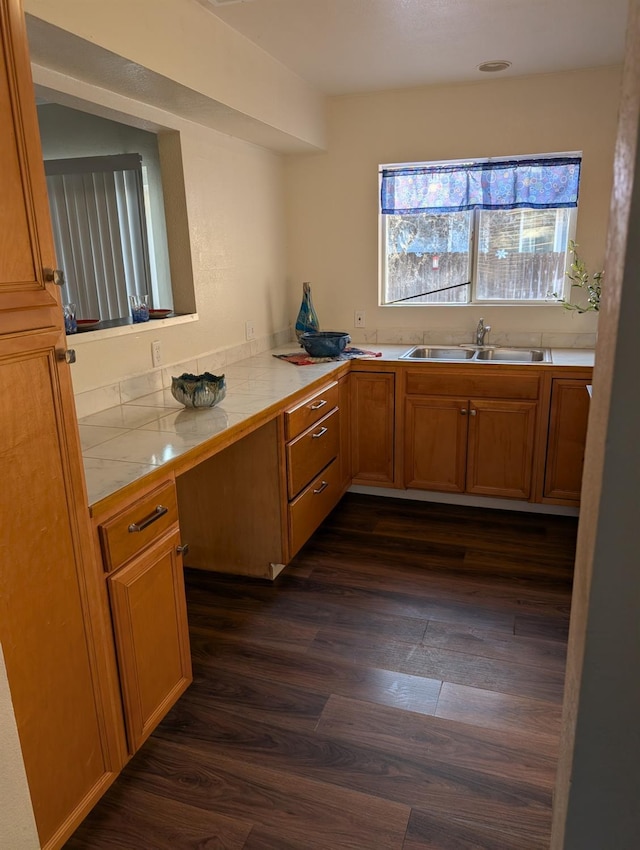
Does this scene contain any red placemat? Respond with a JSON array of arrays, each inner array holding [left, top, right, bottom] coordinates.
[[274, 346, 382, 366]]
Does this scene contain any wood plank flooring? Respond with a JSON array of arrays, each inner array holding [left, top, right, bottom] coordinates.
[[64, 493, 576, 849]]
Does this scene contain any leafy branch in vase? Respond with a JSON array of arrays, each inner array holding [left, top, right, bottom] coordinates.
[[551, 240, 604, 313]]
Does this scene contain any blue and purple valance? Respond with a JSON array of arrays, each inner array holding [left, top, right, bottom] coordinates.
[[380, 156, 581, 215]]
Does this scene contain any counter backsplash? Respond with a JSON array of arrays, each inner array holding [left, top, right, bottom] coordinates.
[[72, 326, 596, 419]]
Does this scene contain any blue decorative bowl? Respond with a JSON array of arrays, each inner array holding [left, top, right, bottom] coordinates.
[[171, 372, 226, 408], [299, 331, 351, 357]]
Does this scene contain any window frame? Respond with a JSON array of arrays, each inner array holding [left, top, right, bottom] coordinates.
[[378, 153, 580, 308]]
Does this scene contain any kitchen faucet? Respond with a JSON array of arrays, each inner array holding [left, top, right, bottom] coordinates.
[[475, 317, 491, 346]]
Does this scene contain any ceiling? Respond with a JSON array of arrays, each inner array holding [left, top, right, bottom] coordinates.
[[197, 0, 628, 95]]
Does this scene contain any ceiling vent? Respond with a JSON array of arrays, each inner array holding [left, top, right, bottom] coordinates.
[[209, 0, 254, 6], [477, 60, 512, 73]]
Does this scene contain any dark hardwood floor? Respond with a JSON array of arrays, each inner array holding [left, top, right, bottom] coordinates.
[[65, 493, 576, 849]]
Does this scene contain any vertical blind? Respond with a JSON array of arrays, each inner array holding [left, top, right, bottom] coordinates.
[[380, 156, 582, 215], [45, 154, 152, 320]]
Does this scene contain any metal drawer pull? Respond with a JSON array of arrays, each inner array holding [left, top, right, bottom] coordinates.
[[128, 505, 168, 533], [308, 399, 327, 410], [311, 426, 328, 439], [176, 543, 190, 555], [313, 480, 329, 495]]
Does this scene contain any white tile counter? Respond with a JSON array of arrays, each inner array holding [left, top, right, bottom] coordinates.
[[79, 344, 595, 507]]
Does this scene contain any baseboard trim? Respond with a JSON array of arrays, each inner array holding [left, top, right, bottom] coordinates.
[[347, 485, 580, 517]]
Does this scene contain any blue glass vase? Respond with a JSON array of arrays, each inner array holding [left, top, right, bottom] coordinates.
[[295, 281, 320, 342]]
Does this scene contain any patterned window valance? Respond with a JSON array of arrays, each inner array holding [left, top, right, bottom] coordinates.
[[380, 156, 581, 215]]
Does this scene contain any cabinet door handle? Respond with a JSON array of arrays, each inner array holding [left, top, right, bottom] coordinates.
[[128, 504, 168, 532], [43, 267, 65, 286], [470, 409, 477, 416], [57, 348, 76, 364], [176, 543, 190, 555], [460, 408, 468, 415], [313, 480, 329, 495], [308, 399, 327, 411], [311, 426, 328, 439]]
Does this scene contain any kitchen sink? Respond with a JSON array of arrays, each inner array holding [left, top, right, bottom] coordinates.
[[400, 345, 551, 363], [400, 346, 476, 360], [475, 348, 549, 362]]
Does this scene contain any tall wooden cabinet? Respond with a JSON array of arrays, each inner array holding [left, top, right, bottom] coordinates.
[[0, 2, 123, 847]]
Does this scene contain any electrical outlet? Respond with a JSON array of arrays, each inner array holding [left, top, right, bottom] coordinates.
[[354, 310, 366, 328], [245, 320, 256, 340], [151, 340, 162, 367]]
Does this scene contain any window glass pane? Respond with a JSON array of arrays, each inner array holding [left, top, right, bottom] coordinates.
[[476, 208, 571, 301], [384, 211, 472, 304]]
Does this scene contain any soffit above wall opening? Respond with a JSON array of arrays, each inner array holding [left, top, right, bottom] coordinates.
[[25, 14, 326, 154]]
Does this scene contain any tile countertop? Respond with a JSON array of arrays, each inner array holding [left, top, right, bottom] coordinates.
[[79, 344, 595, 508]]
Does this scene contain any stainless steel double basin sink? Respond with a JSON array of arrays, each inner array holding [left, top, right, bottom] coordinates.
[[399, 345, 551, 363]]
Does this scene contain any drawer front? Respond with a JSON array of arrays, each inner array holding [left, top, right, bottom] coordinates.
[[405, 370, 540, 400], [286, 407, 340, 499], [285, 381, 339, 440], [99, 480, 179, 572], [288, 459, 341, 557]]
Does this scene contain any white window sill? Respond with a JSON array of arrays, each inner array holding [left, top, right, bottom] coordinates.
[[68, 312, 198, 344]]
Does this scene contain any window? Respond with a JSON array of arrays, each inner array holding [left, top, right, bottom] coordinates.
[[36, 101, 193, 329], [45, 154, 158, 321], [380, 155, 581, 306]]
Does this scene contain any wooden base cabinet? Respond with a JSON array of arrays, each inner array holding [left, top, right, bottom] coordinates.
[[405, 395, 536, 499], [284, 381, 344, 558], [543, 377, 591, 503], [403, 369, 540, 501], [96, 477, 192, 754], [351, 371, 396, 485], [108, 530, 192, 753], [177, 380, 348, 576]]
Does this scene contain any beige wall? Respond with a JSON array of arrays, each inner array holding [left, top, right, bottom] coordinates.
[[25, 0, 326, 151], [32, 65, 290, 395], [0, 649, 40, 850], [285, 68, 622, 345]]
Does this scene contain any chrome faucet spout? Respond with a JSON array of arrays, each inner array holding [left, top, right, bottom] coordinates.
[[475, 318, 491, 346]]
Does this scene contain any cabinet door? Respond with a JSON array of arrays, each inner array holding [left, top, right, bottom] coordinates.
[[338, 374, 352, 491], [544, 378, 591, 502], [108, 530, 192, 753], [1, 4, 123, 847], [466, 399, 537, 499], [0, 330, 121, 848], [404, 396, 468, 492], [351, 372, 395, 485], [0, 0, 62, 334]]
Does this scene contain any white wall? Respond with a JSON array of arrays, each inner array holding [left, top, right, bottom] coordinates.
[[285, 67, 621, 346]]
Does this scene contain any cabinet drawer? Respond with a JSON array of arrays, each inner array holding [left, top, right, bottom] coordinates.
[[285, 381, 339, 440], [98, 480, 179, 572], [405, 370, 540, 400], [286, 407, 340, 498], [288, 459, 341, 557]]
